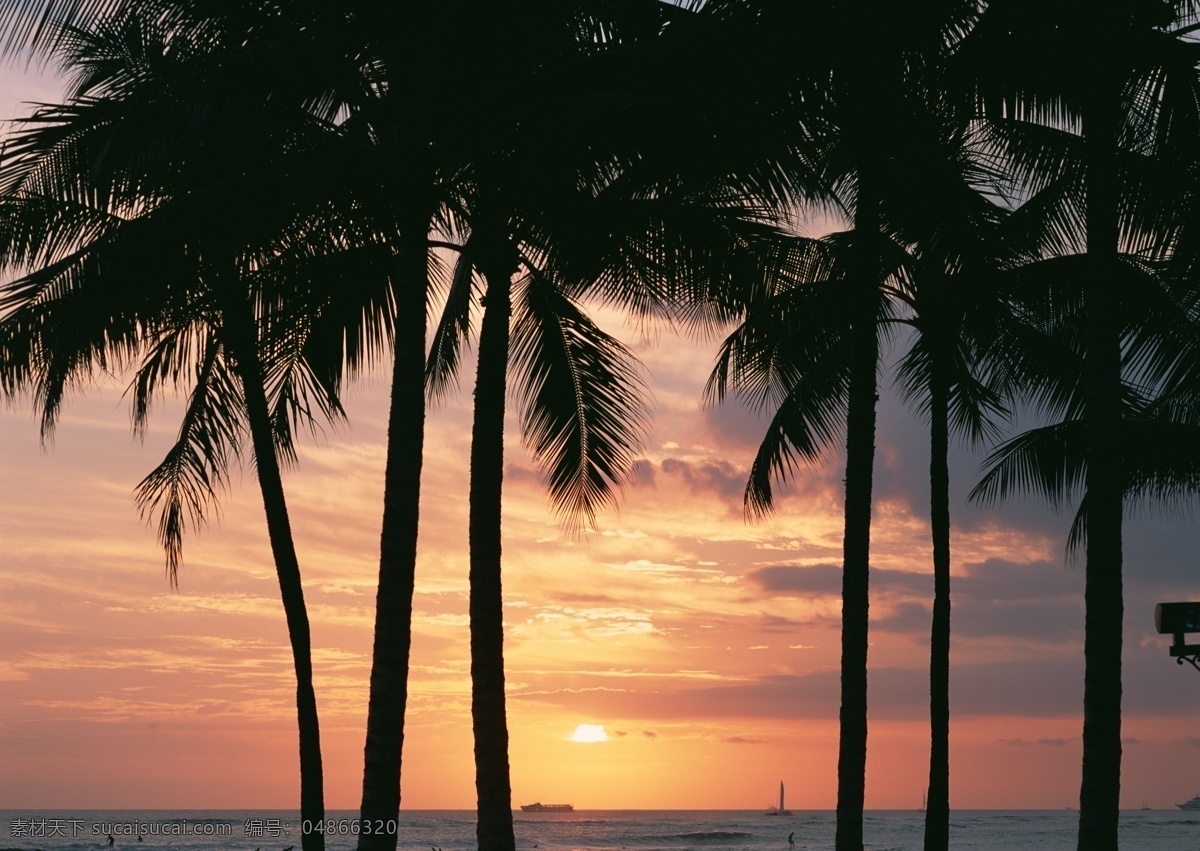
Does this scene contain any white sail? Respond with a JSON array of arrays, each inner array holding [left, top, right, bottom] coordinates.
[[766, 780, 791, 815]]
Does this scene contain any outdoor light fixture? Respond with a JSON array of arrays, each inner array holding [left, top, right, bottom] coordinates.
[[1154, 602, 1200, 672]]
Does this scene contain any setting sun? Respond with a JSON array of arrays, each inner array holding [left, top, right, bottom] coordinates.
[[570, 724, 608, 743]]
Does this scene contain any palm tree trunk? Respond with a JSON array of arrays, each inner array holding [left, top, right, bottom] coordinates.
[[469, 247, 519, 851], [358, 209, 432, 851], [836, 160, 880, 851], [224, 300, 326, 851], [1076, 89, 1124, 851], [924, 344, 951, 851]]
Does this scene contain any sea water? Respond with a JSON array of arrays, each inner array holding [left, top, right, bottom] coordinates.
[[1, 809, 1197, 850]]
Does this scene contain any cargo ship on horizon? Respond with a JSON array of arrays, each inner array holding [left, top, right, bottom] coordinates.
[[521, 802, 574, 812]]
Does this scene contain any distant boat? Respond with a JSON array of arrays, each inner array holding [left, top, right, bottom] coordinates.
[[765, 781, 792, 816], [1176, 794, 1200, 811], [521, 802, 574, 812]]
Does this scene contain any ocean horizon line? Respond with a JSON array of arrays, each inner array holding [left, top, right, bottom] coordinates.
[[4, 806, 1178, 812]]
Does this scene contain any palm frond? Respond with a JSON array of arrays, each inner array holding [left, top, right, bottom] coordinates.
[[509, 270, 649, 532], [703, 274, 852, 415], [261, 316, 347, 466], [969, 419, 1086, 509], [742, 342, 852, 518], [133, 333, 245, 586]]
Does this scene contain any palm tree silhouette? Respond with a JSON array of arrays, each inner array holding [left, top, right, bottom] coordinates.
[[428, 227, 650, 850], [695, 5, 977, 846], [884, 124, 1020, 849], [419, 6, 781, 846], [0, 8, 394, 846], [427, 112, 759, 851], [959, 3, 1200, 844]]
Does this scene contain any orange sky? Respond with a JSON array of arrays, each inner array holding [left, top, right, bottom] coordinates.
[[2, 64, 1200, 814]]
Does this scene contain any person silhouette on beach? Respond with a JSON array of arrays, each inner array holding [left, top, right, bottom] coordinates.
[[106, 835, 114, 847], [788, 832, 794, 848]]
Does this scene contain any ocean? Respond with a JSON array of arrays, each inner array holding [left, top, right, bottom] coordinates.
[[1, 809, 1197, 851]]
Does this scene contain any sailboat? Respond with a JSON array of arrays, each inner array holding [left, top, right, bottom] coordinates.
[[765, 781, 792, 816]]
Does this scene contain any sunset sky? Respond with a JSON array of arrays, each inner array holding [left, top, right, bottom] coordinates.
[[3, 59, 1200, 814]]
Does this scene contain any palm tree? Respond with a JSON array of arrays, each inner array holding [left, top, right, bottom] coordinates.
[[427, 225, 651, 850], [0, 153, 345, 849], [0, 9, 390, 846], [429, 128, 772, 851], [704, 227, 893, 849], [692, 5, 978, 845], [420, 5, 792, 845], [884, 142, 1021, 850], [957, 4, 1200, 844]]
